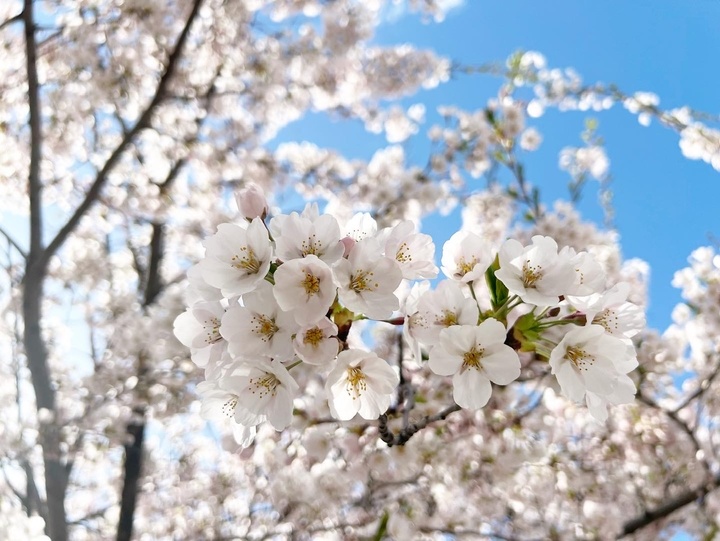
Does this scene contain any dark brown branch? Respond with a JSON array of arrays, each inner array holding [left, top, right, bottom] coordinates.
[[116, 403, 147, 541], [378, 403, 461, 447], [39, 0, 205, 273], [619, 473, 720, 538], [0, 12, 22, 32]]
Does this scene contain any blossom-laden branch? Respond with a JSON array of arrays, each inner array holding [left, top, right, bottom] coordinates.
[[619, 472, 720, 538], [38, 0, 205, 273]]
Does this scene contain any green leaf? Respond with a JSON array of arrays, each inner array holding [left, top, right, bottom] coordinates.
[[485, 255, 508, 313]]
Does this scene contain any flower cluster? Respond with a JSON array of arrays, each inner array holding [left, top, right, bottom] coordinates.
[[175, 185, 644, 446]]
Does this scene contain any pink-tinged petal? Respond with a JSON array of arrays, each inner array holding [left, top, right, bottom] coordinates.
[[428, 347, 463, 376], [554, 361, 586, 403], [452, 370, 492, 409], [266, 389, 294, 430], [480, 346, 521, 385], [583, 357, 618, 395], [328, 378, 360, 421]]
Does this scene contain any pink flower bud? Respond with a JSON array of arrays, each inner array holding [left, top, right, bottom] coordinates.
[[235, 183, 268, 220], [340, 236, 355, 258]]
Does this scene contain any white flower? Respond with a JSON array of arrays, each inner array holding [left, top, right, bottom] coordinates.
[[380, 220, 438, 280], [184, 263, 222, 304], [549, 325, 637, 411], [520, 127, 542, 151], [197, 378, 264, 432], [495, 236, 576, 306], [221, 358, 299, 430], [326, 349, 399, 420], [408, 280, 479, 347], [199, 219, 273, 298], [559, 246, 605, 297], [273, 254, 337, 324], [173, 301, 227, 372], [569, 282, 645, 339], [293, 317, 340, 365], [334, 238, 402, 320], [428, 319, 520, 409], [441, 230, 493, 283], [344, 212, 378, 242], [270, 211, 344, 265], [220, 282, 297, 360]]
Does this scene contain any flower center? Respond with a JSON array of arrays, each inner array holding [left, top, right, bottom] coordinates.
[[231, 246, 261, 274], [249, 373, 280, 398], [522, 260, 543, 288], [204, 317, 222, 345], [345, 366, 367, 399], [457, 256, 478, 277], [566, 346, 593, 371], [302, 272, 321, 296], [349, 269, 377, 293], [222, 396, 238, 418], [303, 327, 324, 347], [301, 234, 323, 257], [462, 346, 485, 371], [395, 242, 413, 264], [435, 309, 458, 328], [252, 314, 279, 341], [594, 309, 619, 334]]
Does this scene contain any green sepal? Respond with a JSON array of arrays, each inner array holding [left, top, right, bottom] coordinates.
[[485, 254, 508, 313], [513, 312, 541, 352]]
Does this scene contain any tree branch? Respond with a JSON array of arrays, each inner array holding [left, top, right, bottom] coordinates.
[[0, 225, 27, 260], [378, 403, 461, 447], [39, 0, 205, 273], [619, 473, 720, 538]]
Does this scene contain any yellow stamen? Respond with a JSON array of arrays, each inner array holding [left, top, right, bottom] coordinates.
[[231, 246, 261, 274], [345, 366, 367, 399]]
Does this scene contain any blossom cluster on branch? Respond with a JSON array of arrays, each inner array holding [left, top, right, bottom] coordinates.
[[174, 184, 645, 448]]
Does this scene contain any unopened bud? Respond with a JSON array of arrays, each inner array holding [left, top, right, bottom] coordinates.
[[340, 236, 355, 257], [235, 183, 268, 220]]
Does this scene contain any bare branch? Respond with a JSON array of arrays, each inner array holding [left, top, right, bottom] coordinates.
[[378, 403, 461, 447], [0, 225, 27, 260], [0, 12, 22, 32], [39, 0, 205, 272]]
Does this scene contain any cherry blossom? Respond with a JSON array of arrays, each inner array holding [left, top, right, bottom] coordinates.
[[495, 235, 577, 306], [428, 319, 521, 409], [549, 325, 638, 418], [273, 254, 337, 324], [334, 238, 403, 319], [325, 349, 399, 420], [293, 318, 340, 365], [408, 279, 479, 347], [441, 230, 493, 283], [220, 359, 300, 431], [199, 219, 273, 298], [220, 282, 297, 361]]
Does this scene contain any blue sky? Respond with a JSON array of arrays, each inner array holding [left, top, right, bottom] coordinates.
[[278, 0, 720, 331]]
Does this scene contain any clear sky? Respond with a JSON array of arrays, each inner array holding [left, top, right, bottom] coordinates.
[[276, 0, 720, 331]]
